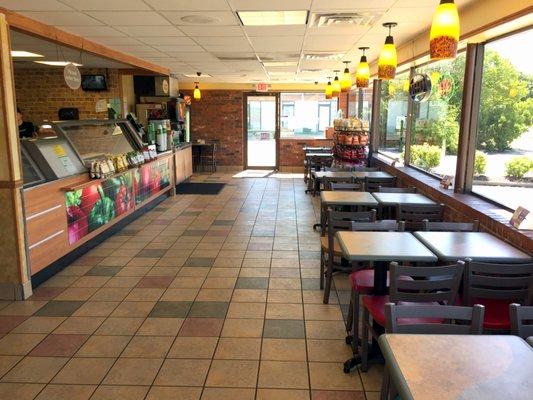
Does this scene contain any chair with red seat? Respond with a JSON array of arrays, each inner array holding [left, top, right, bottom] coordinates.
[[345, 220, 405, 354], [462, 259, 533, 332], [360, 261, 464, 372], [321, 208, 377, 304]]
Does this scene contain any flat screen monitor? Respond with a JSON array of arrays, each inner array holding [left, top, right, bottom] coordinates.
[[81, 75, 107, 91]]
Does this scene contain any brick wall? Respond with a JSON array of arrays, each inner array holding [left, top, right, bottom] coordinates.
[[185, 90, 244, 167], [14, 68, 121, 124]]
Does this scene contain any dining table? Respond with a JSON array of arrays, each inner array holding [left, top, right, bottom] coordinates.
[[379, 334, 533, 400], [372, 191, 437, 219], [413, 231, 532, 263], [319, 191, 379, 232]]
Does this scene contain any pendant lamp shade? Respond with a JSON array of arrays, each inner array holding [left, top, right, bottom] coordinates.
[[340, 62, 352, 92], [378, 23, 398, 80], [332, 71, 341, 97], [430, 0, 460, 59], [355, 47, 370, 88], [193, 83, 201, 100], [325, 78, 333, 100]]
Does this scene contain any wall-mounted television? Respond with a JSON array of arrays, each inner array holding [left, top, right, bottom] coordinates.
[[81, 75, 108, 91]]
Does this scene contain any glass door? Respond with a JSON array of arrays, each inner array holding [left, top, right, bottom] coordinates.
[[245, 94, 278, 168]]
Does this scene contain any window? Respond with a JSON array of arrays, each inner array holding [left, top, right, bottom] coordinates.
[[409, 52, 466, 177], [247, 98, 275, 133], [379, 71, 410, 160], [472, 29, 533, 210], [361, 85, 373, 123], [280, 93, 337, 138]]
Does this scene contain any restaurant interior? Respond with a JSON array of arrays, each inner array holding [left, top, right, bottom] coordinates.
[[0, 1, 531, 399]]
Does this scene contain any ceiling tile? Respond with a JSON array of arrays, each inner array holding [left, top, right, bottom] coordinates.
[[60, 0, 150, 10], [303, 35, 360, 52], [193, 36, 248, 46], [244, 25, 306, 36], [0, 0, 73, 10], [86, 36, 141, 46], [307, 25, 369, 36], [311, 0, 395, 10], [61, 26, 126, 37], [138, 36, 197, 46], [172, 52, 220, 61], [21, 11, 102, 26], [256, 53, 301, 61], [87, 11, 171, 26], [165, 11, 239, 25], [115, 26, 185, 37], [203, 43, 253, 52], [249, 36, 304, 52], [145, 0, 231, 11], [156, 45, 206, 53], [228, 0, 312, 11], [179, 26, 244, 37]]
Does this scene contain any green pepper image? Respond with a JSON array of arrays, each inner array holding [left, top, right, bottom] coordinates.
[[88, 185, 116, 232]]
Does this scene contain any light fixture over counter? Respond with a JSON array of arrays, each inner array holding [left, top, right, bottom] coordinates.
[[430, 0, 460, 59], [341, 61, 352, 93], [332, 70, 341, 97], [193, 72, 202, 101], [355, 47, 370, 88], [325, 77, 333, 100], [378, 22, 398, 80]]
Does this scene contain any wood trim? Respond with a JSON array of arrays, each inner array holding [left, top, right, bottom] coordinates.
[[0, 8, 169, 76], [0, 179, 23, 188]]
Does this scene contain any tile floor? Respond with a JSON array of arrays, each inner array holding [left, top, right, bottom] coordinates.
[[0, 172, 383, 400]]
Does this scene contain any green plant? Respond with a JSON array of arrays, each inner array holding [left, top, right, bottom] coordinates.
[[505, 156, 533, 180], [474, 151, 487, 175], [409, 144, 442, 170]]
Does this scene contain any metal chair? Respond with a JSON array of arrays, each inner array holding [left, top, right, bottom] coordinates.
[[462, 259, 533, 332], [396, 203, 444, 231], [321, 208, 377, 304], [199, 142, 217, 172], [360, 262, 464, 371], [378, 186, 416, 193], [510, 303, 533, 340], [330, 181, 365, 191], [364, 176, 397, 192], [422, 219, 479, 232]]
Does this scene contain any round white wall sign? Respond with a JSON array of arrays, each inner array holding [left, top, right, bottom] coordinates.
[[64, 63, 81, 90]]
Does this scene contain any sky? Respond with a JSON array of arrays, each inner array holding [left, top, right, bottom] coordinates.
[[487, 28, 532, 75]]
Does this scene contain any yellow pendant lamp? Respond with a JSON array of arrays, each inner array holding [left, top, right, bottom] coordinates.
[[193, 72, 202, 100], [332, 70, 341, 97], [355, 47, 370, 88], [430, 0, 460, 60], [324, 77, 333, 100], [340, 61, 352, 92], [378, 22, 398, 80]]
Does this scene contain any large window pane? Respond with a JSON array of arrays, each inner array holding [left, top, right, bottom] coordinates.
[[472, 29, 533, 210], [410, 53, 465, 177], [379, 72, 410, 160], [280, 93, 337, 138]]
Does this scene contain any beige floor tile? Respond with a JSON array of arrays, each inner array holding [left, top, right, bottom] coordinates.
[[258, 361, 309, 389], [90, 288, 131, 302], [35, 384, 95, 400], [307, 340, 353, 362], [304, 305, 343, 321], [0, 333, 47, 356], [154, 359, 210, 386], [53, 316, 105, 334], [115, 267, 152, 277], [12, 317, 65, 334], [241, 259, 270, 269], [195, 289, 233, 302], [170, 277, 205, 288], [239, 268, 270, 278], [266, 304, 303, 320], [267, 290, 302, 304], [261, 339, 307, 362], [137, 317, 184, 336], [121, 336, 173, 358], [208, 268, 240, 277], [364, 392, 380, 400], [94, 318, 144, 336], [110, 302, 156, 318], [202, 277, 237, 289], [146, 386, 202, 400], [359, 364, 384, 392], [52, 288, 99, 301], [308, 362, 363, 391], [214, 338, 261, 360], [226, 302, 265, 319], [103, 358, 163, 385], [305, 321, 348, 340], [269, 278, 301, 290], [73, 301, 119, 317], [75, 335, 130, 357], [90, 385, 149, 400], [232, 289, 267, 303], [0, 383, 45, 400], [52, 357, 115, 384], [178, 267, 211, 277], [221, 319, 264, 338], [256, 388, 310, 400], [302, 291, 338, 305], [0, 356, 22, 376], [2, 357, 68, 383], [201, 388, 255, 400], [167, 337, 218, 359], [124, 288, 164, 302], [71, 276, 111, 288], [206, 360, 259, 388], [161, 288, 199, 301]]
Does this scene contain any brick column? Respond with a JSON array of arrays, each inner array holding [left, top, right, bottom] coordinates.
[[0, 13, 32, 299]]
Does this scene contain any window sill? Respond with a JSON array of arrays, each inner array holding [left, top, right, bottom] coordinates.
[[372, 154, 533, 253]]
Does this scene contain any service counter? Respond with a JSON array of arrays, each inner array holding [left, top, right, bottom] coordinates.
[[21, 119, 192, 278]]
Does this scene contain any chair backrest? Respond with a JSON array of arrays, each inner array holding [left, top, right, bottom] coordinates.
[[330, 181, 364, 191], [364, 176, 397, 192], [510, 303, 533, 339], [326, 208, 376, 250], [422, 219, 479, 232], [397, 204, 444, 231], [389, 261, 464, 305], [463, 259, 533, 305], [352, 167, 378, 172], [351, 220, 405, 232], [323, 176, 353, 190], [385, 303, 485, 334], [378, 186, 416, 193]]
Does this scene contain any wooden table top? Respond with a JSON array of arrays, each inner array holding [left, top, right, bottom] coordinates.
[[413, 231, 532, 263], [379, 334, 533, 400], [372, 192, 437, 206], [320, 191, 378, 207], [336, 231, 437, 262]]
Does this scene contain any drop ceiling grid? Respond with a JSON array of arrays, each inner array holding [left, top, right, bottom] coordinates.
[[1, 0, 478, 82]]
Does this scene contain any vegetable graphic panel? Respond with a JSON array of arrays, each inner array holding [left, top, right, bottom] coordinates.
[[135, 159, 171, 205]]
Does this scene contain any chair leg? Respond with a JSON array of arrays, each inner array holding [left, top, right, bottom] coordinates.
[[323, 256, 333, 304], [380, 366, 390, 400], [361, 306, 370, 372], [346, 290, 354, 334], [352, 291, 360, 355], [319, 251, 325, 290]]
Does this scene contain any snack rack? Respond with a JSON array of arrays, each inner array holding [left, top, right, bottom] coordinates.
[[332, 117, 370, 168]]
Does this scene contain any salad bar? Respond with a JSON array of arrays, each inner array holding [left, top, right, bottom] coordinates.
[[21, 119, 190, 276]]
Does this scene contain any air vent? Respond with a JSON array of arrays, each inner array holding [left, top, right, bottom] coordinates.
[[310, 12, 383, 28], [215, 55, 259, 61], [303, 53, 345, 61]]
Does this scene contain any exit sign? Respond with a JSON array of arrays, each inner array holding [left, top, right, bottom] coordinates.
[[255, 83, 269, 92]]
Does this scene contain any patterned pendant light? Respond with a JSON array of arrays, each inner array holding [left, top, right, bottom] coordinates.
[[378, 22, 398, 80], [430, 0, 460, 59], [340, 61, 352, 92], [355, 47, 370, 88]]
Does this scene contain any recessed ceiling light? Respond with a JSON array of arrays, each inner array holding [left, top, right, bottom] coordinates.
[[262, 61, 298, 67], [11, 50, 43, 58], [237, 11, 308, 26], [183, 73, 212, 78], [34, 61, 82, 67], [303, 53, 345, 61]]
